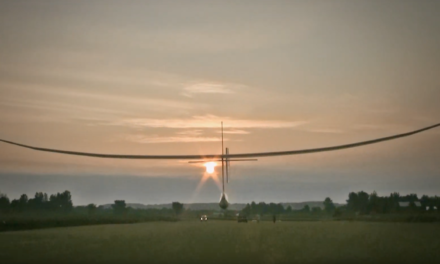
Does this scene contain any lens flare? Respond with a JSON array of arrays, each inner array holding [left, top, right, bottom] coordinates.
[[204, 162, 216, 174]]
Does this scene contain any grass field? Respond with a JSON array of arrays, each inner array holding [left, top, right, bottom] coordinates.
[[1, 220, 439, 264]]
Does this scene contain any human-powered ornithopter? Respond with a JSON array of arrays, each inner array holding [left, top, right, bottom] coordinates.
[[1, 122, 439, 209]]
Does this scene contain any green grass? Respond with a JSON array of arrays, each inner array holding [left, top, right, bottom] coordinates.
[[0, 212, 176, 232], [1, 220, 440, 264]]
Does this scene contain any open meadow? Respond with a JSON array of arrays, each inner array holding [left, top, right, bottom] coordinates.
[[1, 220, 440, 264]]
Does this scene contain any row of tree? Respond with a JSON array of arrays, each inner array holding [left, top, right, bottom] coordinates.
[[241, 202, 287, 216], [0, 190, 187, 218], [106, 201, 183, 216], [0, 191, 73, 213], [240, 197, 337, 216], [0, 192, 181, 232], [240, 191, 440, 216], [3, 190, 439, 217], [346, 191, 440, 214]]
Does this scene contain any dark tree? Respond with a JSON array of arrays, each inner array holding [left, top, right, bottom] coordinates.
[[28, 192, 49, 211], [276, 204, 285, 214], [19, 194, 28, 204], [18, 194, 28, 211], [242, 203, 251, 216], [251, 201, 257, 214], [302, 204, 310, 213], [112, 200, 127, 215], [0, 193, 10, 213], [49, 191, 73, 212], [368, 191, 379, 213], [420, 195, 430, 210], [323, 197, 336, 213], [10, 199, 19, 211], [347, 192, 358, 211], [87, 203, 97, 215], [269, 203, 278, 214], [258, 202, 267, 215], [389, 192, 400, 212], [172, 202, 184, 216], [400, 193, 419, 202], [347, 191, 369, 214]]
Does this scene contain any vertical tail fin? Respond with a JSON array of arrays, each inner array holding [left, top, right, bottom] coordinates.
[[221, 122, 225, 194], [226, 147, 230, 183]]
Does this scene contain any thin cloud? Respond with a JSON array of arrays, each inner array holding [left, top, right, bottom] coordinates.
[[220, 129, 250, 135], [184, 82, 233, 94], [306, 129, 345, 134], [112, 115, 307, 129], [182, 82, 245, 97], [1, 83, 196, 113], [125, 135, 223, 144], [176, 130, 203, 136], [352, 124, 410, 131], [353, 124, 383, 130]]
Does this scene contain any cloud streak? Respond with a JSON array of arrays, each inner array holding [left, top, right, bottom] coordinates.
[[220, 129, 250, 135], [111, 115, 307, 129], [182, 82, 245, 97], [305, 129, 345, 134], [124, 135, 223, 144], [176, 130, 204, 136]]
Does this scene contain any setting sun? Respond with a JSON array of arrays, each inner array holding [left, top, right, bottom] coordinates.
[[204, 162, 216, 174]]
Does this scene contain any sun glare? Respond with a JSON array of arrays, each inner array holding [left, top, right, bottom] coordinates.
[[204, 162, 216, 174]]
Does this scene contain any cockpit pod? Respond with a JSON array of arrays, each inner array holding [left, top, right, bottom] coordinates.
[[219, 193, 229, 210]]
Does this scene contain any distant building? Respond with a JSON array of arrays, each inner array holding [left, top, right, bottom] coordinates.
[[399, 201, 421, 207]]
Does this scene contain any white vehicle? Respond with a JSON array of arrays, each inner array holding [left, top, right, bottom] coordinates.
[[200, 215, 208, 221]]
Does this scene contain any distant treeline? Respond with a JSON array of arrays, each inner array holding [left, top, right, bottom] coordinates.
[[0, 191, 179, 232], [344, 191, 440, 214], [240, 192, 440, 223], [334, 191, 440, 222], [0, 191, 73, 213], [2, 189, 440, 231], [241, 197, 337, 216]]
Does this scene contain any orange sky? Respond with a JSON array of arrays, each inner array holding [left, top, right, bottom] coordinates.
[[1, 1, 439, 204]]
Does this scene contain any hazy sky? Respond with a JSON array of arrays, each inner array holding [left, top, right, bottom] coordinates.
[[1, 1, 439, 205]]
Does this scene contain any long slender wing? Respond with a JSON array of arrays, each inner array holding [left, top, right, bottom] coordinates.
[[0, 123, 439, 159], [229, 123, 440, 158]]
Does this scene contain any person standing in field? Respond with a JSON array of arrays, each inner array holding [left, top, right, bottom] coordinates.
[[273, 214, 276, 223]]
